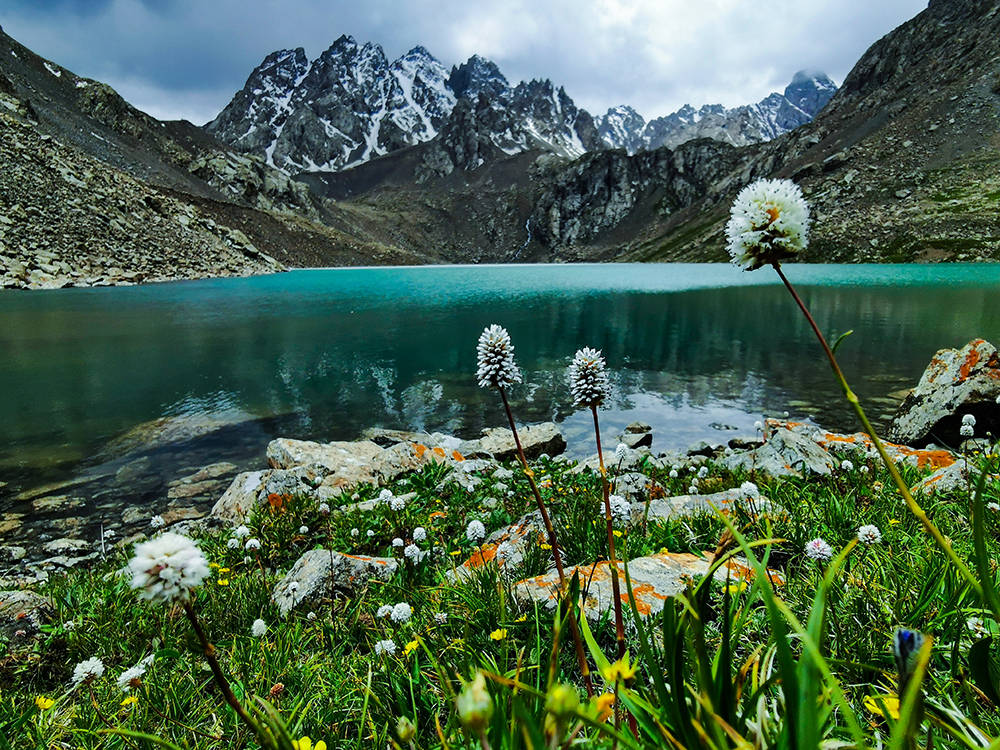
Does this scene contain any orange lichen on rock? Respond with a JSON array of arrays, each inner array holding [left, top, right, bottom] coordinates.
[[463, 543, 499, 569], [413, 444, 428, 458], [958, 343, 983, 381], [452, 450, 465, 461], [432, 446, 446, 458]]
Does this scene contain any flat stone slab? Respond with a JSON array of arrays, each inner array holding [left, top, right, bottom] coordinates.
[[272, 549, 398, 617], [513, 552, 781, 621], [635, 487, 769, 524]]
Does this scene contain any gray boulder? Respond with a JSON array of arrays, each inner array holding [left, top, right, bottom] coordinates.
[[721, 425, 836, 477], [272, 549, 398, 617]]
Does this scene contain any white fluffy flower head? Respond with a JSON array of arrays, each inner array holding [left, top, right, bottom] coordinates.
[[413, 527, 427, 542], [608, 495, 632, 525], [726, 178, 810, 270], [960, 424, 975, 438], [615, 443, 628, 461], [962, 414, 976, 426], [404, 543, 423, 563], [466, 519, 486, 542], [150, 515, 165, 529], [740, 481, 760, 500], [804, 538, 833, 562], [857, 525, 882, 545], [376, 604, 393, 619], [72, 657, 105, 686], [476, 324, 522, 389], [116, 664, 145, 691], [568, 347, 610, 408], [245, 538, 261, 551], [374, 639, 396, 656], [251, 618, 267, 637], [391, 602, 412, 623], [128, 533, 209, 604]]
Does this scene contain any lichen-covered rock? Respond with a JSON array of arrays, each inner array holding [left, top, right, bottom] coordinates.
[[635, 487, 769, 525], [272, 549, 398, 617], [910, 462, 974, 496], [211, 470, 271, 523], [513, 552, 780, 621], [449, 511, 549, 581], [722, 425, 836, 477], [473, 422, 566, 461], [888, 339, 1000, 447]]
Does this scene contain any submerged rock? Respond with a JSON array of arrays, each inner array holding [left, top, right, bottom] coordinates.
[[888, 339, 1000, 447]]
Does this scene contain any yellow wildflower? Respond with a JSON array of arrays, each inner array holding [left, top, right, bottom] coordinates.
[[120, 695, 138, 707], [613, 530, 623, 538], [403, 638, 420, 657], [35, 696, 55, 710], [449, 550, 462, 556], [209, 562, 220, 569], [539, 543, 552, 550], [217, 579, 229, 586], [600, 654, 636, 683], [219, 567, 231, 573], [863, 694, 900, 720], [514, 614, 527, 623], [592, 692, 615, 722], [725, 580, 748, 595], [889, 519, 900, 525], [489, 628, 507, 641]]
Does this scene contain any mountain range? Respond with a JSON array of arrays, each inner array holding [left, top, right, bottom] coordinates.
[[206, 37, 835, 174], [0, 0, 998, 290]]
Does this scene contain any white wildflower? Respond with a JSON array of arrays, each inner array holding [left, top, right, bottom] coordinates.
[[726, 178, 811, 270], [857, 525, 882, 545], [128, 533, 209, 604], [960, 424, 975, 438], [116, 665, 145, 691], [466, 520, 486, 542], [367, 529, 375, 538], [318, 503, 331, 516], [495, 541, 515, 563], [840, 459, 854, 471], [389, 495, 407, 512], [968, 617, 987, 637], [227, 538, 239, 549], [251, 618, 267, 637], [859, 465, 869, 475], [615, 443, 628, 461], [71, 657, 104, 686], [754, 420, 763, 431], [608, 495, 631, 524], [413, 527, 427, 542], [374, 639, 396, 656], [307, 611, 317, 621], [434, 612, 448, 624], [378, 488, 394, 505], [351, 528, 359, 537], [63, 620, 75, 631], [668, 469, 678, 479], [697, 466, 708, 479], [963, 414, 977, 426], [390, 602, 412, 623], [376, 604, 393, 619], [150, 515, 165, 529], [740, 481, 760, 500], [233, 525, 251, 539], [298, 525, 309, 535], [568, 347, 610, 408], [476, 324, 522, 389], [245, 538, 261, 551], [804, 538, 833, 562], [392, 537, 404, 548], [687, 485, 699, 495], [404, 544, 423, 563]]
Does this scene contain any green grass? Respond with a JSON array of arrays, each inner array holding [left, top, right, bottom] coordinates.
[[4, 443, 1000, 749]]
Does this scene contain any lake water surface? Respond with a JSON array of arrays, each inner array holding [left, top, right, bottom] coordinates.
[[3, 263, 1000, 528]]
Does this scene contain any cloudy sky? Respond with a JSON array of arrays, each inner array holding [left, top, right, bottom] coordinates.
[[1, 0, 927, 126]]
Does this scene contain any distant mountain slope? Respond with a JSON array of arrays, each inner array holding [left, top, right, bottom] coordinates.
[[596, 71, 837, 153]]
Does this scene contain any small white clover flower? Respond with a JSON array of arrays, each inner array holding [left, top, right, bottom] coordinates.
[[227, 538, 239, 549], [840, 460, 854, 472], [245, 538, 261, 551], [251, 618, 267, 637], [233, 525, 251, 539], [351, 528, 359, 537], [116, 665, 145, 692], [63, 620, 75, 631], [319, 503, 331, 516], [374, 639, 396, 656], [697, 466, 708, 479], [568, 347, 610, 408], [128, 533, 210, 604], [960, 424, 975, 438], [688, 466, 696, 474], [859, 465, 869, 475], [104, 529, 116, 539], [740, 481, 760, 500], [968, 617, 987, 637], [434, 612, 448, 624], [687, 485, 699, 495], [298, 525, 309, 535], [390, 602, 412, 623], [615, 443, 628, 461], [389, 496, 407, 512], [726, 178, 811, 270], [989, 502, 1000, 512], [378, 488, 394, 505], [495, 540, 515, 563], [366, 529, 375, 538], [466, 520, 486, 542], [404, 544, 423, 563], [392, 537, 404, 548], [71, 657, 105, 686], [413, 527, 427, 542], [476, 324, 522, 389], [668, 469, 678, 479], [804, 538, 833, 562], [857, 525, 882, 545], [150, 515, 165, 529], [963, 414, 977, 427], [376, 604, 393, 619], [307, 611, 317, 621], [608, 495, 631, 525]]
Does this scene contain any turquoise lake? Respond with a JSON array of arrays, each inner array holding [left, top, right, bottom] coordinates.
[[2, 263, 1000, 521]]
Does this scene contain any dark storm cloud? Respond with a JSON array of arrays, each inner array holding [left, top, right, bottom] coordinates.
[[0, 0, 929, 125]]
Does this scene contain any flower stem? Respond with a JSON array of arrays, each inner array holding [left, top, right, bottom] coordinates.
[[183, 602, 259, 733], [591, 406, 626, 662], [498, 386, 594, 697], [771, 262, 983, 599]]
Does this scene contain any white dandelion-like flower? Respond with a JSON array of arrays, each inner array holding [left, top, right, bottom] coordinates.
[[251, 618, 267, 637], [390, 602, 412, 623], [963, 414, 976, 426], [615, 443, 628, 461], [568, 347, 610, 408], [376, 604, 393, 619], [318, 503, 331, 516], [754, 420, 763, 432], [668, 469, 678, 479], [392, 537, 404, 548], [374, 639, 396, 656], [245, 538, 261, 551], [389, 495, 407, 512], [127, 533, 209, 604], [857, 525, 882, 545], [989, 502, 1000, 512], [740, 481, 760, 500], [378, 488, 394, 505], [840, 460, 854, 472], [726, 178, 811, 270], [150, 515, 165, 529], [71, 657, 105, 687], [804, 538, 833, 562], [495, 540, 515, 563], [227, 538, 239, 549], [466, 520, 486, 542], [404, 544, 423, 563], [960, 424, 975, 438], [608, 495, 632, 525], [859, 465, 869, 475], [298, 525, 309, 535], [116, 664, 145, 692], [697, 466, 708, 479], [233, 525, 251, 539], [434, 611, 448, 624], [307, 611, 317, 621], [367, 529, 375, 538], [63, 620, 75, 631], [351, 528, 359, 537], [413, 527, 427, 542], [687, 484, 699, 495], [476, 324, 522, 389]]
